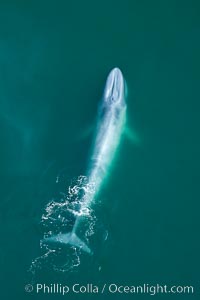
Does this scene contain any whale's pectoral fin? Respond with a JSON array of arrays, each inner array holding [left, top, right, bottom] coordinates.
[[76, 121, 95, 142], [124, 126, 141, 146], [42, 232, 92, 254]]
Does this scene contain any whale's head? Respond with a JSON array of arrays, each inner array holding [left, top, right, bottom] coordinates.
[[103, 67, 125, 107]]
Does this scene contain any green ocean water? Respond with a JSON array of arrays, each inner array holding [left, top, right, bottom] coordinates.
[[0, 0, 200, 299]]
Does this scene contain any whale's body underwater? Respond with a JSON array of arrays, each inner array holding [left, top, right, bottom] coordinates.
[[44, 68, 127, 253]]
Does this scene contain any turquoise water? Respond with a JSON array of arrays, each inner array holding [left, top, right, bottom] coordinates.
[[0, 1, 200, 299]]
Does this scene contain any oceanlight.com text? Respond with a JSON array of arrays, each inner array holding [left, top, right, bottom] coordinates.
[[25, 283, 194, 296]]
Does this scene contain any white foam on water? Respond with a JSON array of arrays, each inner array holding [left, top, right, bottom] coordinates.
[[29, 175, 98, 276]]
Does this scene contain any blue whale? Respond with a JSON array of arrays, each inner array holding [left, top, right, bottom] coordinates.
[[44, 68, 127, 253]]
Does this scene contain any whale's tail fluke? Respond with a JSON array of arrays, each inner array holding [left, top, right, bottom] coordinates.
[[42, 232, 91, 254]]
